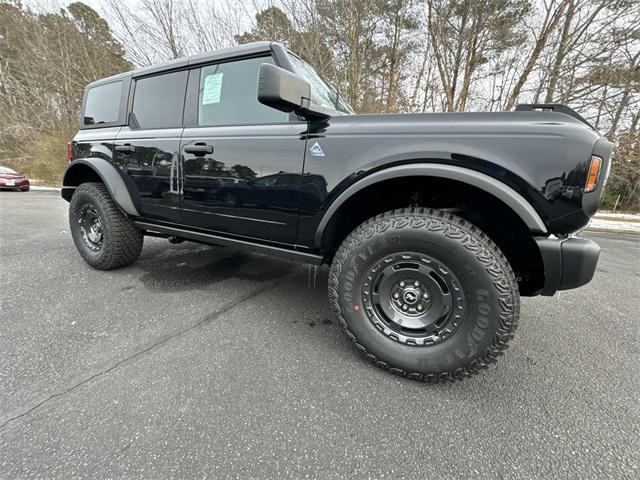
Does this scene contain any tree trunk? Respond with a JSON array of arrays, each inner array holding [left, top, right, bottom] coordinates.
[[505, 0, 568, 110], [544, 0, 574, 103]]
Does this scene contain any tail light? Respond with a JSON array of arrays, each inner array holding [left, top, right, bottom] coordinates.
[[585, 155, 602, 193], [67, 142, 73, 162]]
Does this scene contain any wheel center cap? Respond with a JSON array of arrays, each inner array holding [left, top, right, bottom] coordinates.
[[88, 222, 102, 242], [403, 288, 419, 305]]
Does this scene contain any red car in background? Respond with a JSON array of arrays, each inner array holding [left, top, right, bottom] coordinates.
[[0, 166, 30, 191]]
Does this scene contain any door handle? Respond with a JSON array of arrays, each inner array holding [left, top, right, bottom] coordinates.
[[184, 144, 213, 155], [115, 144, 135, 154]]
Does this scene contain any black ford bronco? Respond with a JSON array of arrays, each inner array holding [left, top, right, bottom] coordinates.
[[62, 42, 611, 382]]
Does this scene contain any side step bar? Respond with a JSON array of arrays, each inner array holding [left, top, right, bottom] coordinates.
[[134, 221, 324, 266]]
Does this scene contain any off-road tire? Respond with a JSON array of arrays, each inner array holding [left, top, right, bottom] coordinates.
[[69, 182, 143, 270], [328, 208, 520, 382]]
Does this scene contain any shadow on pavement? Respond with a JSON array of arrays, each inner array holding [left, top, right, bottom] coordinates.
[[137, 245, 296, 293]]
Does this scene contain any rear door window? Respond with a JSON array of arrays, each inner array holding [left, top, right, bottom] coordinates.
[[131, 71, 188, 129], [83, 81, 123, 126]]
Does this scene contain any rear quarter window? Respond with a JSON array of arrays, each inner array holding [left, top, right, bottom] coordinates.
[[83, 81, 123, 126]]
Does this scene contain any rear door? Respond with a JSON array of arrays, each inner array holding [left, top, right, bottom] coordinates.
[[114, 70, 188, 224], [180, 55, 307, 245]]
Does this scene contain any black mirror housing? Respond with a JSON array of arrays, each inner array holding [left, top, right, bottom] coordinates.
[[258, 63, 310, 113], [257, 63, 331, 120]]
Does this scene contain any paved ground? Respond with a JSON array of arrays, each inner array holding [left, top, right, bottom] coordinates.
[[1, 191, 639, 479]]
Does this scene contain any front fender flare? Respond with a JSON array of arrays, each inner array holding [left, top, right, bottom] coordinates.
[[62, 158, 139, 217], [314, 163, 547, 249]]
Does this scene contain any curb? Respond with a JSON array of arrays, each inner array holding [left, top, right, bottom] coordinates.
[[30, 186, 61, 191]]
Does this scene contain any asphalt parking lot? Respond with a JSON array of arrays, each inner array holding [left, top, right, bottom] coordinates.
[[1, 190, 639, 479]]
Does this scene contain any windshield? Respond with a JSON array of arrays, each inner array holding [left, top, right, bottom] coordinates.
[[289, 55, 354, 115], [0, 166, 17, 174]]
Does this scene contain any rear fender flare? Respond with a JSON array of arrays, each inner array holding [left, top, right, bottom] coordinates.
[[314, 163, 547, 249], [62, 158, 139, 217]]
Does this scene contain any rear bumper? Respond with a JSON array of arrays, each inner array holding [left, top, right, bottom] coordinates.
[[535, 236, 600, 296]]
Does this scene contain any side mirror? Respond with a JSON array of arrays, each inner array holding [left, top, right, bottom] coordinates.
[[257, 63, 330, 120]]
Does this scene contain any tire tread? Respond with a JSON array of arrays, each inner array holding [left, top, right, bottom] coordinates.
[[70, 182, 143, 270], [328, 207, 520, 383]]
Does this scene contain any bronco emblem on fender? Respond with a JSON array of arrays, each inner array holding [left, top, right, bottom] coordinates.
[[309, 142, 325, 157]]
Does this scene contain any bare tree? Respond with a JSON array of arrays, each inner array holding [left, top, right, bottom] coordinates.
[[425, 0, 531, 111], [503, 0, 568, 110]]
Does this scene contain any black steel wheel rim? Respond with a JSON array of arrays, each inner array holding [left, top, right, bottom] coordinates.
[[361, 252, 465, 346], [78, 203, 104, 252]]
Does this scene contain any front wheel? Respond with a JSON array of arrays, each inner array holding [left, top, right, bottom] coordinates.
[[328, 208, 520, 382], [69, 182, 143, 270]]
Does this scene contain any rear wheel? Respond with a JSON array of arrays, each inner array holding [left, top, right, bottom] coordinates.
[[328, 208, 519, 382], [69, 182, 143, 270]]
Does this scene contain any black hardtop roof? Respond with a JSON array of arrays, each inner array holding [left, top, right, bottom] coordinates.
[[88, 41, 277, 88]]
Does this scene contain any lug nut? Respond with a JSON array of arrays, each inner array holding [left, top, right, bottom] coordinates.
[[393, 293, 400, 299], [423, 293, 429, 300], [402, 304, 408, 311], [417, 305, 423, 311], [399, 281, 405, 288], [414, 281, 420, 287]]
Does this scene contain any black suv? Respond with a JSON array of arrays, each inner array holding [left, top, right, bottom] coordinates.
[[62, 41, 611, 382]]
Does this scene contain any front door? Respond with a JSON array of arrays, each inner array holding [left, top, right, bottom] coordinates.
[[180, 56, 306, 245]]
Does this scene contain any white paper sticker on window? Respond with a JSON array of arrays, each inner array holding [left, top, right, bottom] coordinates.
[[202, 73, 223, 105]]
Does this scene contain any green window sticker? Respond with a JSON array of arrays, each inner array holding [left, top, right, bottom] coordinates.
[[202, 73, 223, 105]]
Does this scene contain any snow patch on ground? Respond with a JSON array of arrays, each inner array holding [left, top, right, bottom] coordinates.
[[594, 211, 640, 221], [587, 211, 640, 234], [587, 217, 640, 234]]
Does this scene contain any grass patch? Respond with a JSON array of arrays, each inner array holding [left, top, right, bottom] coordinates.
[[2, 131, 72, 185]]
